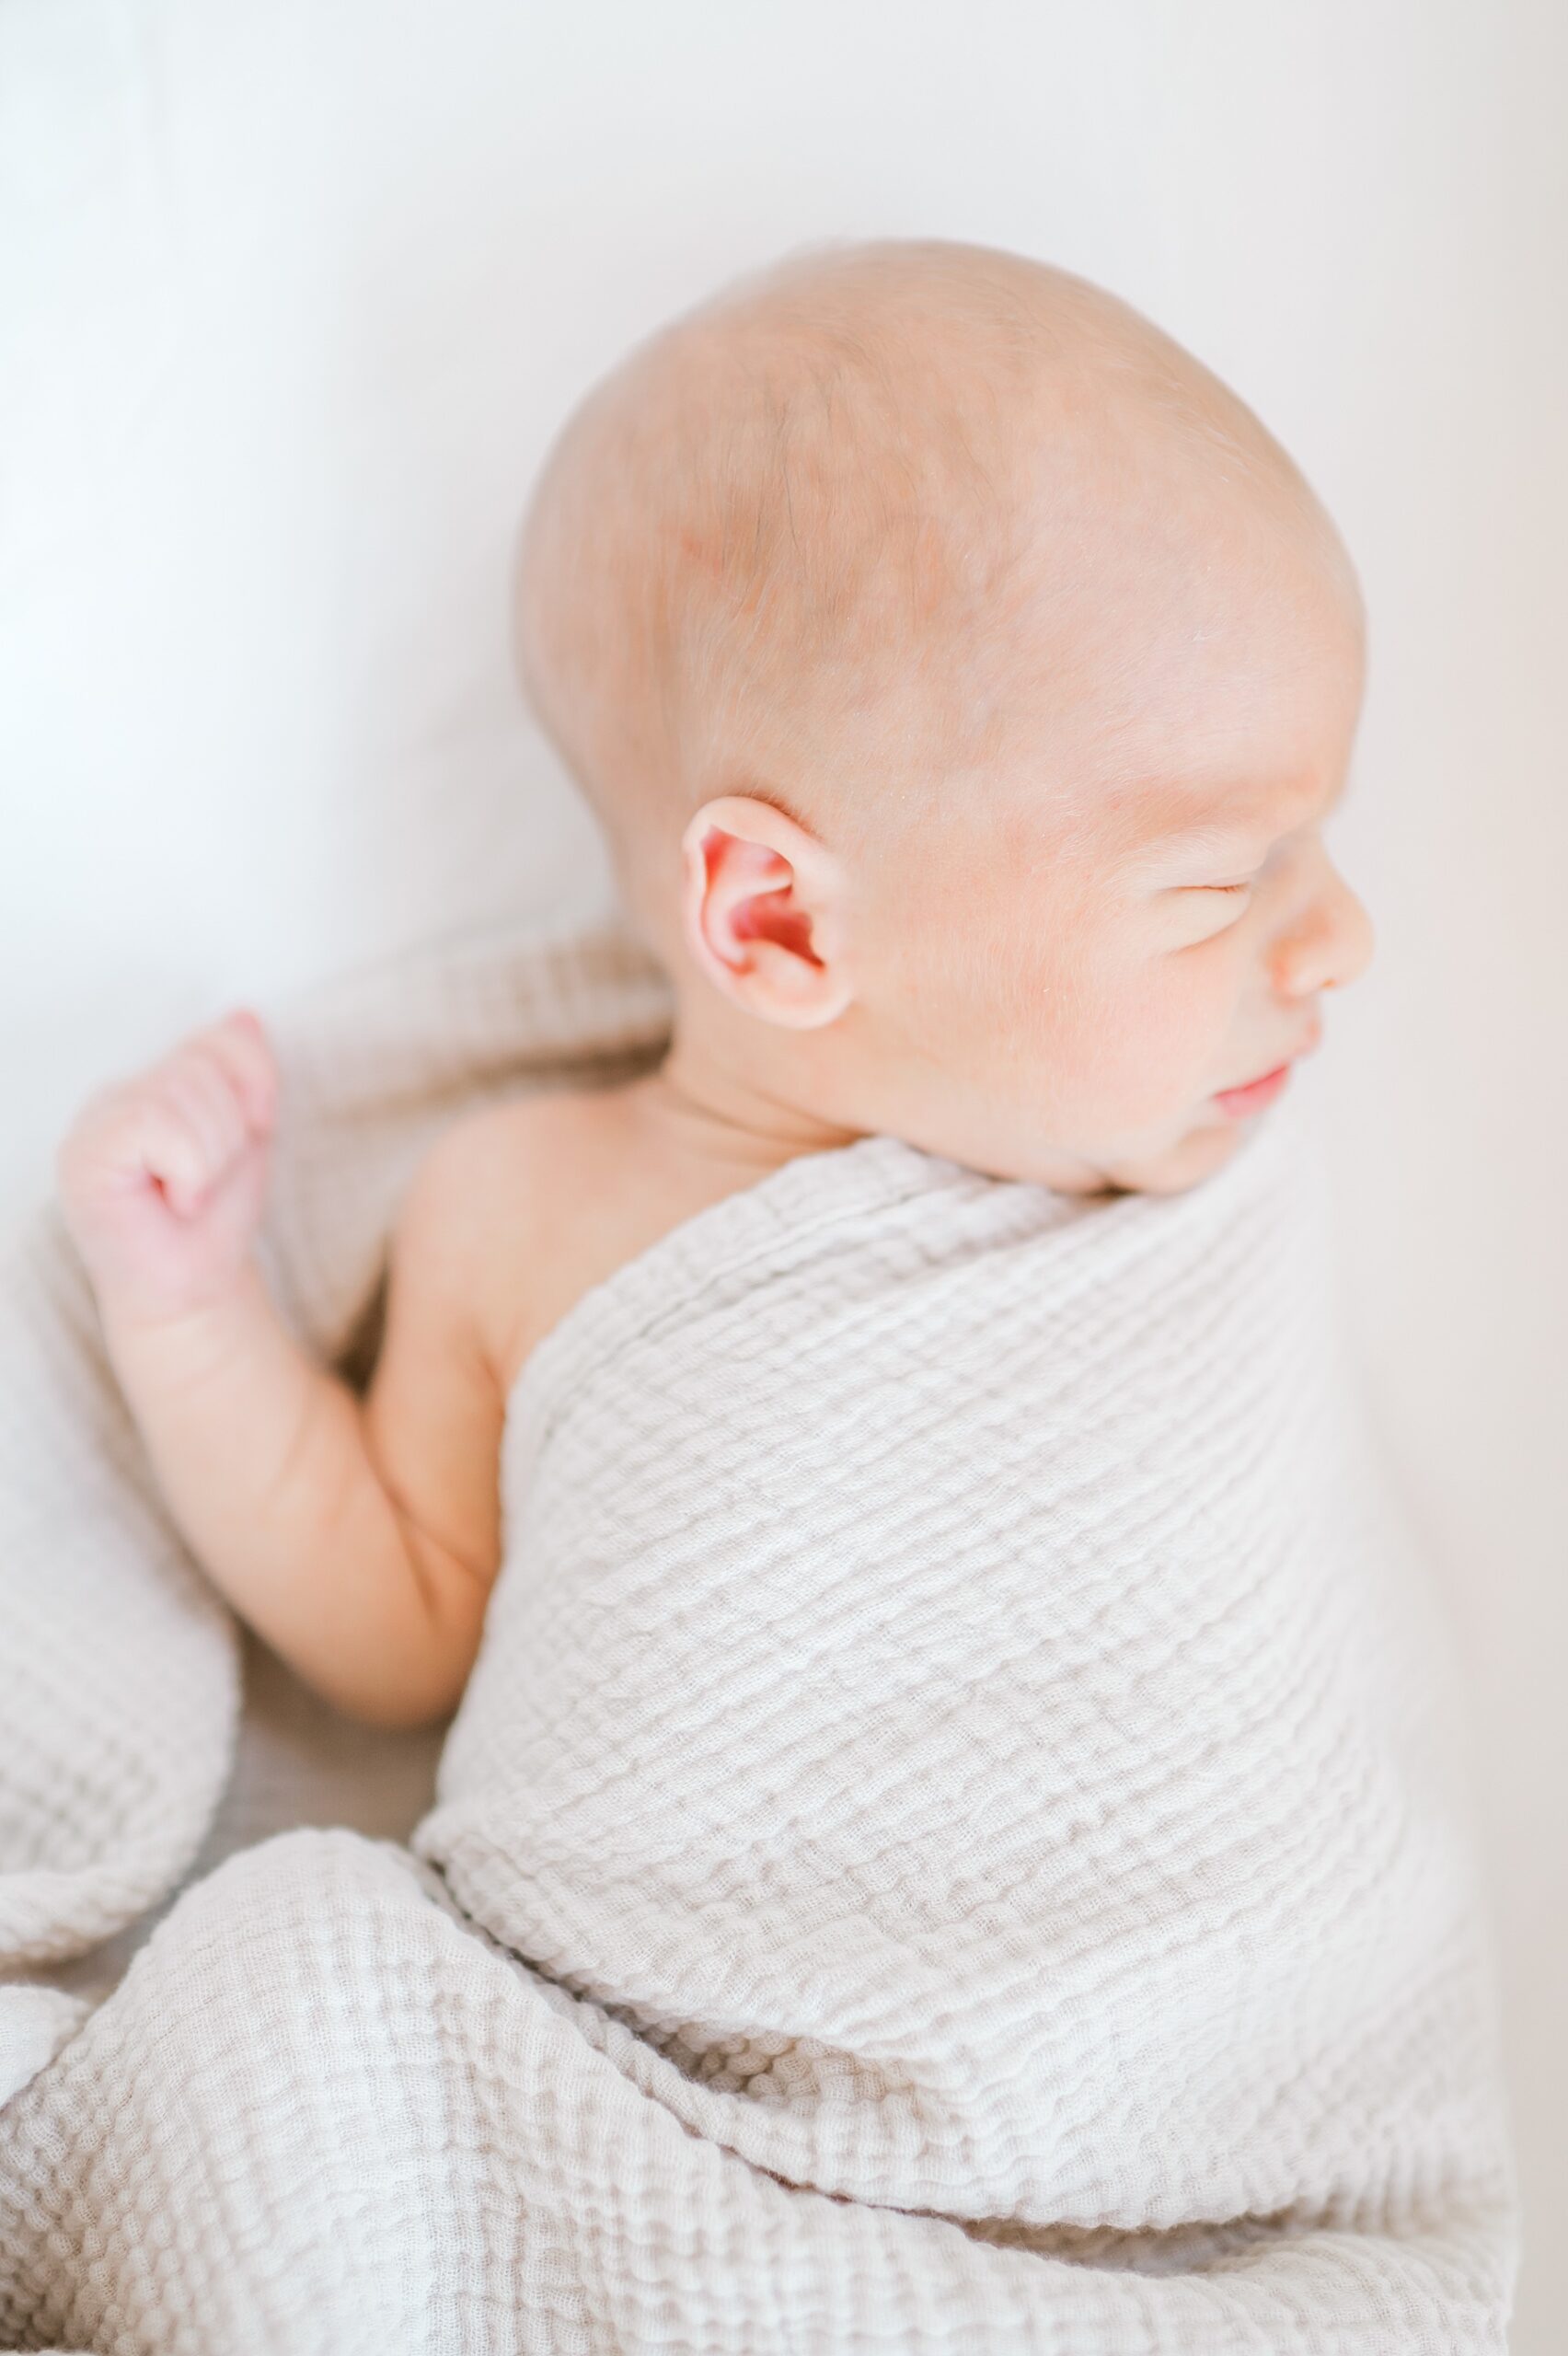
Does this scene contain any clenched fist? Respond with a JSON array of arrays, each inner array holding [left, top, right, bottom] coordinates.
[[55, 1009, 280, 1327]]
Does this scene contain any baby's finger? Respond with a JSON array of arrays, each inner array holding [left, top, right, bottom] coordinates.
[[151, 1061, 245, 1188], [171, 1039, 252, 1137], [130, 1095, 219, 1215], [198, 1010, 278, 1133]]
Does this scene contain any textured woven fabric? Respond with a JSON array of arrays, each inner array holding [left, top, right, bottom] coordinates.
[[0, 920, 1517, 2351]]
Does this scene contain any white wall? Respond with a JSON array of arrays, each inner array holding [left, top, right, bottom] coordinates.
[[4, 4, 1562, 2340]]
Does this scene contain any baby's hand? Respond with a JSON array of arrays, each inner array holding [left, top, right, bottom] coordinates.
[[55, 1010, 280, 1327]]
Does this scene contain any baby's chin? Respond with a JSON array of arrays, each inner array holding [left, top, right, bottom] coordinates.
[[1030, 1112, 1247, 1200], [940, 1100, 1257, 1199], [1090, 1114, 1250, 1198]]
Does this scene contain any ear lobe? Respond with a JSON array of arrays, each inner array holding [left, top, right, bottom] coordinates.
[[680, 796, 852, 1030]]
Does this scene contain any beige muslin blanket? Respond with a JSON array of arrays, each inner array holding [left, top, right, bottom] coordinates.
[[0, 918, 1517, 2351]]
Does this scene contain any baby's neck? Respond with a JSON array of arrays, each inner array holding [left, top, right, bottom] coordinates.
[[640, 1029, 865, 1180]]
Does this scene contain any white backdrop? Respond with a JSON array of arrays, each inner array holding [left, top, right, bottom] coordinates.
[[3, 4, 1562, 2343]]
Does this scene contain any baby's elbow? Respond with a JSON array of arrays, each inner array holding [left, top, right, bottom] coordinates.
[[327, 1668, 463, 1736], [326, 1523, 489, 1731]]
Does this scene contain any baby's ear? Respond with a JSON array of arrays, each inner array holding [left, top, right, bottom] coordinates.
[[680, 795, 852, 1029]]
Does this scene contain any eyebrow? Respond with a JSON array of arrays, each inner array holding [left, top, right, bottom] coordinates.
[[1144, 768, 1354, 863], [1152, 816, 1279, 856], [1113, 773, 1355, 895]]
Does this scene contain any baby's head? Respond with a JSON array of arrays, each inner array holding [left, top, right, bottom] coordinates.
[[516, 239, 1372, 1195]]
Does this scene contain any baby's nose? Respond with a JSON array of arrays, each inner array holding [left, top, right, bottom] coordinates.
[[1273, 871, 1376, 999]]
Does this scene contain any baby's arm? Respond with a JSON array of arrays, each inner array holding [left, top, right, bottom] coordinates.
[[56, 1014, 507, 1729]]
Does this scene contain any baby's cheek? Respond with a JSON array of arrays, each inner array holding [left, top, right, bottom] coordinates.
[[1040, 954, 1219, 1130]]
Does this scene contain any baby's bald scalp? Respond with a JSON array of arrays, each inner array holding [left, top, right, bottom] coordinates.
[[514, 239, 1357, 924]]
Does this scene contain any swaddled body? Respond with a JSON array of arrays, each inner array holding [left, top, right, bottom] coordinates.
[[0, 981, 1516, 2352], [416, 1103, 1495, 2242]]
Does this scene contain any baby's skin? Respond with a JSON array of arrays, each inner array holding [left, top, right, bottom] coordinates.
[[56, 241, 1373, 1730]]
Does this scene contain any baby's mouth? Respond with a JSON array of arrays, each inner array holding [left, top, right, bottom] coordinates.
[[1212, 1020, 1323, 1117], [1212, 1063, 1293, 1118]]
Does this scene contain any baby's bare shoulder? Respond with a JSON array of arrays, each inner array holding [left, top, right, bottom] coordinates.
[[419, 1084, 662, 1393], [423, 1085, 632, 1223]]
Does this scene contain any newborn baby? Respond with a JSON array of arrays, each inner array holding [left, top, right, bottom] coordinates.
[[56, 238, 1372, 1729], [33, 247, 1517, 2349]]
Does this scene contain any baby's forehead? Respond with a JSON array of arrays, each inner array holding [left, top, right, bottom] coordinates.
[[931, 485, 1363, 763], [943, 553, 1364, 882]]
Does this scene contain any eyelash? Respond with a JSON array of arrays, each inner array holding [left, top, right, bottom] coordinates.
[[1176, 881, 1255, 940]]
